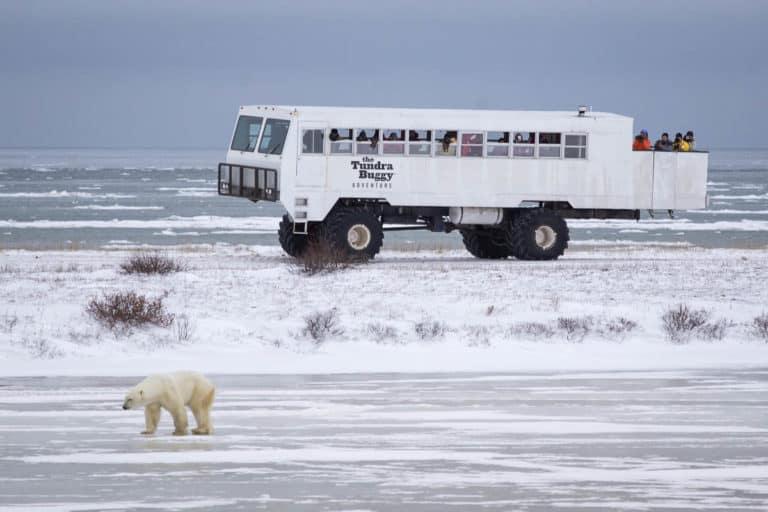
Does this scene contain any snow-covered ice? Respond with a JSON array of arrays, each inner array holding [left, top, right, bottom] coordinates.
[[0, 371, 766, 511]]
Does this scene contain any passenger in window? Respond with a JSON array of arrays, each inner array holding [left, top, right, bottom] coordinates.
[[654, 132, 673, 151], [387, 132, 399, 141], [684, 131, 695, 150], [371, 130, 379, 149], [442, 131, 457, 153], [357, 130, 368, 142], [673, 132, 690, 152], [514, 133, 523, 143], [498, 133, 509, 143], [409, 130, 419, 141], [329, 129, 340, 142]]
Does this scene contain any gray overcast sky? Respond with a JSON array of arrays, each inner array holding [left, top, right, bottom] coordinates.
[[1, 0, 766, 149]]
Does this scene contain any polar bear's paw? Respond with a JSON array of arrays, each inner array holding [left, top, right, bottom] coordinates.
[[192, 427, 212, 435], [140, 430, 156, 435], [172, 429, 188, 436]]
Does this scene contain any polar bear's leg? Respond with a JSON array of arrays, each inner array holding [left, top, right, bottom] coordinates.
[[191, 387, 215, 435], [141, 403, 161, 435], [161, 391, 188, 436]]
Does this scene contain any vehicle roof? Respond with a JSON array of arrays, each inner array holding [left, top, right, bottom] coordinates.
[[239, 105, 632, 124]]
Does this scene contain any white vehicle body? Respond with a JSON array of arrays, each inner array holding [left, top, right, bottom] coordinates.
[[218, 105, 708, 260]]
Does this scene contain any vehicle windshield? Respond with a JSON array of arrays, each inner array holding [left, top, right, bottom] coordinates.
[[259, 119, 291, 155], [230, 116, 263, 152]]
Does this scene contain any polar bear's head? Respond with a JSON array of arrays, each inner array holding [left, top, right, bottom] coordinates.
[[122, 387, 147, 410]]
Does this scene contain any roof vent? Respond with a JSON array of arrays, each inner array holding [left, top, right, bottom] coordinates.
[[577, 105, 588, 117]]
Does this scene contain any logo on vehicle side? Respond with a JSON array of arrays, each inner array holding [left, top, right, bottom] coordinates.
[[351, 157, 394, 189]]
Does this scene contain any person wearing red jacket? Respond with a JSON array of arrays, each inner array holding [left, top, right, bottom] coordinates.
[[633, 129, 651, 150]]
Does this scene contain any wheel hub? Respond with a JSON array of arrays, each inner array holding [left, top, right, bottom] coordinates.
[[534, 225, 557, 250], [347, 224, 371, 250]]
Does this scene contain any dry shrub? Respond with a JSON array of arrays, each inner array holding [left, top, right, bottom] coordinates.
[[661, 304, 729, 343], [302, 309, 343, 344], [120, 252, 187, 275], [295, 240, 354, 276], [509, 322, 555, 340], [174, 314, 195, 343], [557, 316, 593, 342], [597, 316, 639, 341], [464, 325, 490, 346], [414, 320, 448, 341], [367, 322, 399, 343], [753, 313, 768, 341], [86, 291, 175, 330]]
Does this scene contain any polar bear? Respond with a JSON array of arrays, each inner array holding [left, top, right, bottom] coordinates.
[[122, 371, 215, 436]]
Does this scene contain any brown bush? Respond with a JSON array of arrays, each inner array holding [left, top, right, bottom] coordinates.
[[295, 240, 354, 275], [86, 291, 175, 330], [752, 313, 768, 341], [120, 252, 187, 275], [557, 316, 593, 342], [661, 304, 730, 343], [301, 309, 343, 344]]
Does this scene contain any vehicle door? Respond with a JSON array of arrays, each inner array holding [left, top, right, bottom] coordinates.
[[297, 122, 327, 188]]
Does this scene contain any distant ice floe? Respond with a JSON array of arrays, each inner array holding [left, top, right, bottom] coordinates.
[[571, 218, 768, 231], [687, 209, 768, 215], [156, 186, 215, 197], [0, 190, 135, 199], [709, 194, 768, 200], [0, 215, 279, 231], [72, 205, 165, 211]]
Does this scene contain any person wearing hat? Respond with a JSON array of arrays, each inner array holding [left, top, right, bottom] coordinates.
[[654, 132, 673, 151], [684, 131, 695, 151], [673, 132, 690, 152], [632, 129, 651, 150]]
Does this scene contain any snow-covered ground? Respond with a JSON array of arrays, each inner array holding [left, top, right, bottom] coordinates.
[[0, 245, 767, 376], [1, 371, 767, 511]]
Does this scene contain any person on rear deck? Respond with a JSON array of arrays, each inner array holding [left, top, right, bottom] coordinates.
[[654, 132, 673, 151], [673, 132, 690, 152], [633, 129, 651, 150], [684, 131, 695, 151]]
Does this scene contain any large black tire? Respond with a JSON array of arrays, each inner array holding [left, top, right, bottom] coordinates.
[[278, 214, 309, 257], [323, 207, 384, 259], [510, 209, 569, 261], [460, 229, 511, 259]]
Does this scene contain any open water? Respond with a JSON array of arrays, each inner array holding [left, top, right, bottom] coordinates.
[[1, 148, 767, 250]]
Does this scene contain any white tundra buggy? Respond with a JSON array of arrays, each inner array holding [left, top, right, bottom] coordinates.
[[218, 105, 708, 260]]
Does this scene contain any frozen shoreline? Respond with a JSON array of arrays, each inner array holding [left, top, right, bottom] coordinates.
[[1, 245, 767, 377]]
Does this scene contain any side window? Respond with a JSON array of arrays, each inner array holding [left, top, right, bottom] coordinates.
[[329, 128, 353, 154], [408, 129, 431, 156], [302, 129, 324, 154], [460, 132, 483, 157], [538, 132, 562, 158], [382, 129, 405, 155], [564, 134, 587, 159], [355, 128, 380, 155], [258, 118, 291, 155], [231, 116, 263, 152], [435, 130, 458, 156], [486, 131, 509, 157], [513, 131, 535, 157]]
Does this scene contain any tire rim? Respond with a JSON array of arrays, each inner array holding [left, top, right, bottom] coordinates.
[[534, 225, 557, 250], [347, 224, 371, 250]]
